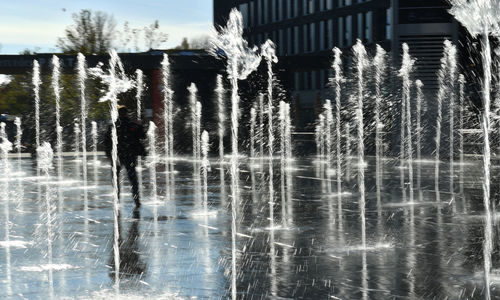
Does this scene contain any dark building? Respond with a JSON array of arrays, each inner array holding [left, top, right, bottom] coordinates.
[[214, 0, 461, 127], [0, 50, 225, 152]]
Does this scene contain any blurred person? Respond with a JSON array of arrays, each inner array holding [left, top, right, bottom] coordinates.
[[104, 105, 146, 207]]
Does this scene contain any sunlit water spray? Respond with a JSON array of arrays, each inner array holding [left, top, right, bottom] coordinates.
[[434, 41, 456, 200], [1, 134, 12, 296], [14, 117, 22, 168], [211, 9, 261, 298], [135, 69, 144, 201], [147, 122, 158, 203], [373, 45, 386, 213], [188, 83, 201, 160], [52, 56, 63, 168], [201, 131, 210, 210], [161, 54, 174, 202], [89, 49, 136, 296], [331, 48, 343, 206], [36, 142, 55, 299], [33, 60, 41, 148], [77, 53, 88, 182], [250, 106, 256, 158], [447, 45, 458, 196], [215, 74, 225, 161], [399, 43, 415, 203], [415, 80, 424, 200], [449, 1, 500, 298], [353, 40, 368, 248], [458, 74, 465, 198]]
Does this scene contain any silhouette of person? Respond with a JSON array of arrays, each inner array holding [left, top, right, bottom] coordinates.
[[104, 105, 146, 207], [108, 208, 147, 280]]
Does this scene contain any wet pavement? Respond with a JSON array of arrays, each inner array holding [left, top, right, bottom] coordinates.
[[0, 155, 498, 299]]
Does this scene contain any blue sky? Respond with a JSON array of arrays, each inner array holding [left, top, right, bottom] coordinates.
[[0, 0, 214, 54]]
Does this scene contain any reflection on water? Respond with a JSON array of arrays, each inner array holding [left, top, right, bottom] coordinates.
[[0, 155, 496, 299]]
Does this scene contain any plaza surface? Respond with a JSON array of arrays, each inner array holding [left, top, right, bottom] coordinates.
[[0, 155, 496, 299]]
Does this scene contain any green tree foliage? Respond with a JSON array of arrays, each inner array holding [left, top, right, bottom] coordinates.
[[57, 9, 116, 54]]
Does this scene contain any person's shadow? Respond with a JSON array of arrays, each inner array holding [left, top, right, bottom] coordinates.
[[108, 208, 147, 281]]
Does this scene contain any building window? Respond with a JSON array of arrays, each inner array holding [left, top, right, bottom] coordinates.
[[357, 12, 364, 41], [249, 1, 255, 27], [287, 27, 292, 54], [319, 21, 325, 50], [327, 0, 333, 9], [294, 72, 300, 90], [263, 0, 269, 24], [239, 3, 249, 28], [386, 7, 392, 40], [307, 0, 314, 14], [311, 71, 317, 90], [338, 17, 344, 47], [258, 0, 263, 25], [279, 29, 284, 55], [319, 0, 325, 11], [278, 0, 283, 21], [287, 0, 293, 19], [310, 23, 316, 52], [303, 24, 308, 52], [365, 11, 372, 43], [327, 19, 333, 48], [257, 33, 263, 45], [346, 15, 352, 46], [294, 26, 300, 54], [294, 0, 299, 17]]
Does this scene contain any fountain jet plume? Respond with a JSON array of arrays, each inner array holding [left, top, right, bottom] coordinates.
[[373, 45, 386, 213], [52, 56, 63, 171], [77, 53, 88, 182], [353, 39, 368, 249], [210, 11, 261, 298], [33, 60, 41, 148], [448, 2, 500, 298], [399, 43, 416, 204], [215, 75, 225, 161]]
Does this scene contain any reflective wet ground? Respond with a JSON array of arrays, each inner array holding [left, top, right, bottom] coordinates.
[[0, 155, 498, 299]]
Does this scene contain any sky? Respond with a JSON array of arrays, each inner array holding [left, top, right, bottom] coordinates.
[[0, 0, 214, 54]]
